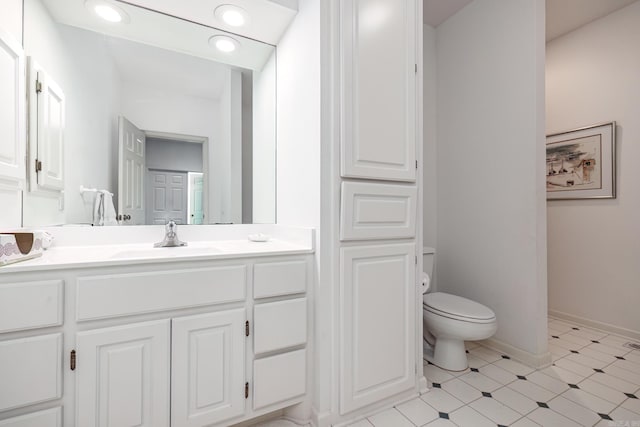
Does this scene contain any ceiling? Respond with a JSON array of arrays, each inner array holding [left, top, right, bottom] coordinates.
[[423, 0, 639, 41]]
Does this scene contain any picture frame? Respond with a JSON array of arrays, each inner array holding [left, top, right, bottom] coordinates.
[[546, 122, 616, 200]]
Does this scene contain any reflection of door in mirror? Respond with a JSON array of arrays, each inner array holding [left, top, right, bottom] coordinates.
[[146, 170, 188, 225], [188, 173, 204, 225], [118, 117, 145, 225]]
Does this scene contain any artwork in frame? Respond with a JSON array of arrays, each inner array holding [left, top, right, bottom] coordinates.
[[546, 122, 616, 200]]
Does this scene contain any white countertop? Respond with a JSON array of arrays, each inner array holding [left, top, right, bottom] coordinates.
[[0, 225, 315, 274]]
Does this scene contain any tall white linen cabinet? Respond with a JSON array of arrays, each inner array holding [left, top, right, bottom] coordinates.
[[317, 0, 424, 424]]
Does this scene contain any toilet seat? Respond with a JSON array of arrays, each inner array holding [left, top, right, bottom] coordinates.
[[423, 292, 496, 324]]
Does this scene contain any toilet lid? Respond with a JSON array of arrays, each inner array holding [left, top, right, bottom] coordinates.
[[423, 292, 496, 321]]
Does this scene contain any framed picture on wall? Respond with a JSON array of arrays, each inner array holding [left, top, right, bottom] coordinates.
[[546, 122, 616, 200]]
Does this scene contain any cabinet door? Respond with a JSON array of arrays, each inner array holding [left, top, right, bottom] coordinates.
[[0, 28, 25, 187], [76, 320, 170, 427], [341, 0, 417, 181], [171, 309, 245, 427], [340, 243, 416, 413]]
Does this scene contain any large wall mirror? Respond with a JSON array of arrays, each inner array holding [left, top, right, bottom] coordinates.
[[22, 0, 276, 226]]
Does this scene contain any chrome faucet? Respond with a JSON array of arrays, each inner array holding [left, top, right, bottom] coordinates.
[[154, 220, 187, 247]]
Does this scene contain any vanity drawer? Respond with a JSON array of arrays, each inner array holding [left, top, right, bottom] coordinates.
[[0, 334, 62, 412], [253, 349, 306, 410], [253, 260, 307, 298], [340, 181, 417, 240], [253, 298, 307, 355], [0, 280, 63, 333], [0, 407, 62, 426], [76, 265, 246, 321]]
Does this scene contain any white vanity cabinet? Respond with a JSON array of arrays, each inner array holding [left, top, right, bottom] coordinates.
[[0, 252, 311, 427]]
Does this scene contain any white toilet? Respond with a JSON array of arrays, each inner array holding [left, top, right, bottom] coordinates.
[[422, 248, 497, 371]]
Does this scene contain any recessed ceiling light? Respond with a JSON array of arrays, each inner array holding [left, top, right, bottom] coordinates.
[[209, 35, 240, 53], [85, 0, 130, 24], [214, 4, 249, 27]]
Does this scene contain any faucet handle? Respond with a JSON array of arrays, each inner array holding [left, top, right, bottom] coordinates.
[[166, 220, 177, 233]]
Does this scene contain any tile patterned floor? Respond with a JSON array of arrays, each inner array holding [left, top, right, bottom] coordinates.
[[346, 317, 640, 427]]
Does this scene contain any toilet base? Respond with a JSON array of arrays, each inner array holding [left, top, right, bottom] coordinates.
[[423, 337, 468, 371]]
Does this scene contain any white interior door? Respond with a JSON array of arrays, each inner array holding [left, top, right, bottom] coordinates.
[[146, 170, 188, 225], [118, 116, 145, 224], [171, 309, 245, 427], [76, 320, 170, 427], [0, 29, 25, 188], [188, 172, 204, 224]]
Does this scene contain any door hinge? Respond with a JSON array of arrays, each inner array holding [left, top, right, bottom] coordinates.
[[35, 159, 42, 172], [70, 350, 76, 371], [415, 255, 418, 265], [245, 382, 249, 399], [415, 160, 418, 169], [35, 80, 42, 93], [414, 63, 418, 73], [245, 320, 250, 337]]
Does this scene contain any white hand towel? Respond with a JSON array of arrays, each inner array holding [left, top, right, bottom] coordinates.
[[101, 191, 118, 226], [92, 192, 105, 226]]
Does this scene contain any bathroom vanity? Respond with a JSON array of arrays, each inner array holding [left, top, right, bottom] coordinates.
[[0, 226, 313, 427]]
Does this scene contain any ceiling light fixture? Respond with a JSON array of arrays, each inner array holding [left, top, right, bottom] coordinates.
[[214, 4, 250, 27], [209, 35, 240, 53], [85, 0, 130, 24]]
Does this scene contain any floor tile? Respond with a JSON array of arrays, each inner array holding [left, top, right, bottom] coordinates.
[[464, 341, 480, 350], [441, 378, 482, 403], [541, 365, 588, 385], [448, 406, 496, 427], [547, 395, 601, 426], [621, 396, 640, 415], [548, 343, 571, 357], [607, 364, 640, 385], [424, 419, 457, 427], [479, 363, 518, 385], [493, 358, 535, 376], [563, 352, 609, 370], [470, 346, 503, 363], [554, 357, 597, 377], [601, 334, 633, 346], [469, 395, 521, 425], [457, 371, 502, 392], [527, 407, 582, 427], [508, 378, 558, 403], [578, 378, 628, 405], [561, 388, 617, 414], [614, 359, 640, 374], [395, 397, 439, 426], [625, 350, 640, 364], [345, 420, 374, 427], [492, 386, 538, 415], [423, 363, 455, 384], [610, 406, 640, 423], [550, 337, 581, 351], [567, 328, 608, 341], [254, 421, 307, 427], [587, 341, 630, 357], [367, 408, 414, 427], [510, 417, 541, 427], [577, 346, 619, 364], [526, 370, 570, 394], [466, 354, 490, 369], [590, 372, 640, 394], [558, 333, 591, 348], [420, 388, 465, 414]]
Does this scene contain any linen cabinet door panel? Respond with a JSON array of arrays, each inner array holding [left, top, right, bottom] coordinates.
[[0, 334, 62, 412], [0, 407, 62, 427], [340, 243, 416, 414], [76, 320, 170, 427], [341, 0, 417, 182], [171, 309, 245, 427]]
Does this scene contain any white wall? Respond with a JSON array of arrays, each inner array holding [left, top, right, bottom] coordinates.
[[253, 51, 277, 223], [435, 0, 548, 357], [0, 0, 23, 228], [423, 24, 437, 249], [546, 1, 640, 337], [22, 2, 121, 226], [145, 138, 203, 173]]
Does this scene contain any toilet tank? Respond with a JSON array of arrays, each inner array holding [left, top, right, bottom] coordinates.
[[423, 247, 435, 279]]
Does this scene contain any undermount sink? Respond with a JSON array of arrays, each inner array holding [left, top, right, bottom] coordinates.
[[110, 246, 220, 260]]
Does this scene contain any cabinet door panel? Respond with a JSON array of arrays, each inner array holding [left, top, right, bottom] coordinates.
[[76, 320, 170, 427], [171, 309, 245, 427], [340, 243, 416, 413], [0, 29, 25, 187], [0, 407, 62, 427], [341, 0, 416, 181]]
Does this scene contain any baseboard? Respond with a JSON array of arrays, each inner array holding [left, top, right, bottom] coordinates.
[[549, 309, 640, 342], [310, 408, 332, 427], [479, 337, 553, 369]]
